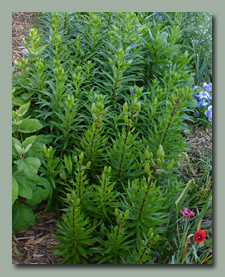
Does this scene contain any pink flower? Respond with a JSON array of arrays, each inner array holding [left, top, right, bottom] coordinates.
[[180, 207, 194, 217]]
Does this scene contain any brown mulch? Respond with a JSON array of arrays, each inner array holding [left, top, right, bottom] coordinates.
[[12, 210, 60, 264], [179, 125, 212, 179]]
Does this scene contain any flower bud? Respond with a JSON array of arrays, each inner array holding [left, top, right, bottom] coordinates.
[[136, 102, 141, 113], [157, 145, 164, 157], [145, 150, 151, 159], [43, 144, 47, 154], [107, 166, 111, 174], [123, 102, 128, 115], [119, 213, 123, 221], [79, 152, 84, 161], [86, 161, 91, 169], [152, 234, 159, 243], [140, 240, 145, 247], [91, 103, 96, 113], [74, 156, 78, 163], [157, 158, 162, 166], [144, 163, 150, 175], [124, 209, 129, 221], [71, 191, 76, 199], [108, 58, 113, 64], [124, 115, 129, 125], [148, 228, 154, 239], [115, 208, 119, 217], [67, 193, 71, 202], [166, 159, 174, 170], [75, 198, 80, 206]]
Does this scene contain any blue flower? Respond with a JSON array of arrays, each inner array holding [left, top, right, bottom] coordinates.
[[209, 115, 212, 123], [153, 12, 163, 20], [193, 94, 198, 99], [203, 82, 212, 92], [198, 91, 206, 100], [193, 85, 199, 90], [198, 99, 208, 108], [205, 105, 212, 117], [205, 105, 212, 123], [197, 90, 212, 103], [209, 83, 212, 91], [204, 91, 212, 103], [195, 111, 199, 117]]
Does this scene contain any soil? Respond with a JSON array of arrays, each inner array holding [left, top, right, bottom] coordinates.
[[11, 12, 212, 264]]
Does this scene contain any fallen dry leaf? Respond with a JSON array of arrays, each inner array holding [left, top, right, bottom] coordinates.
[[26, 235, 49, 245]]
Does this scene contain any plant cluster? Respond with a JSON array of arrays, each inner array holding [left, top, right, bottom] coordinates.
[[12, 12, 212, 264]]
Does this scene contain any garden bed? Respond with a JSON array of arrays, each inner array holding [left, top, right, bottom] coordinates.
[[12, 12, 212, 264]]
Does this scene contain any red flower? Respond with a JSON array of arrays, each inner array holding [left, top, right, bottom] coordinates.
[[194, 230, 206, 243], [180, 207, 195, 217]]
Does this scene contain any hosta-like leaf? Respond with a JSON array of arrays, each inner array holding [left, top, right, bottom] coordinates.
[[26, 177, 52, 206], [12, 202, 35, 234], [15, 157, 41, 177], [17, 119, 43, 133]]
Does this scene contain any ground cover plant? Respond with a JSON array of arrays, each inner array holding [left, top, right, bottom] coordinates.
[[12, 12, 212, 264]]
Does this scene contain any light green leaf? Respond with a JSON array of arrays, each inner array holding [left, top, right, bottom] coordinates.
[[17, 102, 30, 117], [21, 92, 35, 100], [15, 157, 41, 177], [18, 119, 43, 133], [21, 135, 36, 149], [12, 177, 18, 205], [14, 144, 23, 155]]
